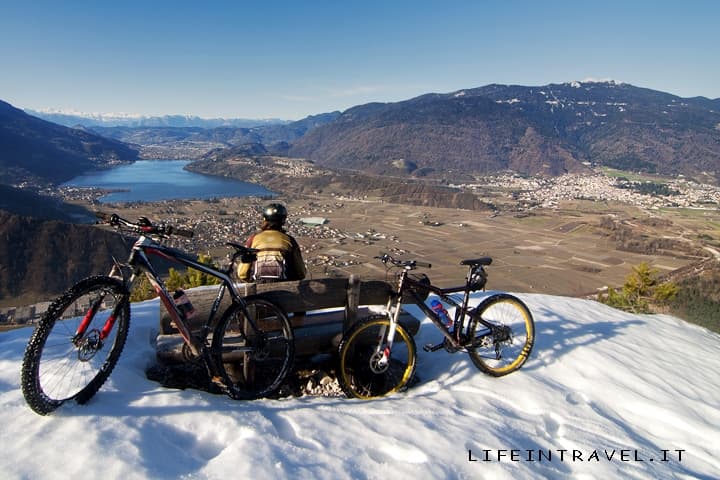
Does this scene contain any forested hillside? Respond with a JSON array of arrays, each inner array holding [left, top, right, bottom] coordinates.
[[0, 211, 127, 306], [289, 81, 720, 181], [0, 100, 139, 184]]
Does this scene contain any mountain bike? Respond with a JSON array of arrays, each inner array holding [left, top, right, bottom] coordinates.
[[337, 254, 535, 399], [21, 213, 294, 415]]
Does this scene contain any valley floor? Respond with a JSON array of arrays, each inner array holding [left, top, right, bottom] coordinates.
[[64, 192, 713, 297]]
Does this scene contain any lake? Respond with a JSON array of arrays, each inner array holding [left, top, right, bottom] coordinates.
[[61, 160, 274, 203]]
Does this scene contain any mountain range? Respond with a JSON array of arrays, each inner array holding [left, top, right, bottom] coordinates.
[[23, 109, 289, 129], [289, 81, 720, 180], [89, 111, 341, 156], [0, 100, 139, 185], [5, 81, 720, 186]]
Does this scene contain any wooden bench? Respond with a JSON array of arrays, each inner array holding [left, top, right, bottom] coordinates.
[[157, 276, 420, 363]]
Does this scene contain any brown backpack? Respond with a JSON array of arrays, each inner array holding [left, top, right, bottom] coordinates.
[[253, 249, 287, 282]]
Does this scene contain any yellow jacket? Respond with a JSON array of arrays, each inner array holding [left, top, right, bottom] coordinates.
[[237, 228, 306, 282]]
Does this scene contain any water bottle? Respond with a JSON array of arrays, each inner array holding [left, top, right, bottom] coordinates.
[[173, 289, 196, 319], [430, 299, 452, 328]]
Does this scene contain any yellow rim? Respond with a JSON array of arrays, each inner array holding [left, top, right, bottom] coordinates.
[[475, 298, 534, 374], [340, 318, 416, 400]]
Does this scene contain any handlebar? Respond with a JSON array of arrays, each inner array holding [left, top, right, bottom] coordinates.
[[225, 242, 259, 264], [96, 212, 194, 238], [375, 253, 431, 270]]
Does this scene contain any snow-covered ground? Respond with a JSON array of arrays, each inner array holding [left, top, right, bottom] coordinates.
[[1, 293, 718, 479]]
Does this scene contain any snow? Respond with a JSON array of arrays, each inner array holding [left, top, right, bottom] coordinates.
[[33, 108, 145, 120], [1, 293, 719, 479], [496, 98, 521, 105], [581, 77, 617, 84]]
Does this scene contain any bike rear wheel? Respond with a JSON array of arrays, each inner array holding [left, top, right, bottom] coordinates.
[[211, 296, 294, 400], [21, 276, 130, 415], [467, 293, 534, 376], [338, 315, 417, 400]]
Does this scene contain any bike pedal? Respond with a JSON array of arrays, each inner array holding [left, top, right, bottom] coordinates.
[[423, 342, 444, 352]]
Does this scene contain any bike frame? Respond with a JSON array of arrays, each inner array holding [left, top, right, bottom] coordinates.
[[389, 268, 491, 350], [74, 233, 250, 359], [337, 254, 534, 399]]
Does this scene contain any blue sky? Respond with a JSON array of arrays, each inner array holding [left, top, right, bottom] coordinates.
[[1, 0, 718, 120]]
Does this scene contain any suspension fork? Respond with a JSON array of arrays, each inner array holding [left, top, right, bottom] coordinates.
[[375, 297, 402, 365], [98, 297, 130, 341], [72, 298, 103, 344], [72, 292, 128, 345]]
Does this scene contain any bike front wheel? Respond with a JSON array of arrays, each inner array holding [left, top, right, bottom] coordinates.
[[211, 296, 294, 400], [21, 276, 130, 415], [338, 315, 417, 400], [467, 293, 534, 376]]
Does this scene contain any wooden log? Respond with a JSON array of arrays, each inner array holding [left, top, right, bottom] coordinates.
[[159, 277, 394, 335], [156, 277, 421, 364], [344, 274, 361, 331], [157, 306, 420, 363]]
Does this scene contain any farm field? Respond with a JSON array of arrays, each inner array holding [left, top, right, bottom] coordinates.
[[102, 194, 715, 298]]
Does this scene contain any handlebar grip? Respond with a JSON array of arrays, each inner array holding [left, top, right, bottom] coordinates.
[[95, 211, 120, 225], [226, 242, 259, 253], [414, 261, 432, 268], [95, 211, 113, 222], [225, 242, 257, 263]]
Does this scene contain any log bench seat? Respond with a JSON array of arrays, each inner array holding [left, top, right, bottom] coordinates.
[[156, 276, 420, 364]]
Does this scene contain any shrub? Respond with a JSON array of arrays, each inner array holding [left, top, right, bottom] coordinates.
[[669, 278, 720, 333], [601, 262, 678, 314], [130, 274, 156, 303], [124, 254, 223, 303], [166, 253, 221, 292]]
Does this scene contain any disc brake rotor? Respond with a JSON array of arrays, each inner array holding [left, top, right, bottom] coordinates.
[[77, 329, 103, 361]]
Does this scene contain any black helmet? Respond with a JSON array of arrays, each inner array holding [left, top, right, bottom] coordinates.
[[262, 203, 287, 224]]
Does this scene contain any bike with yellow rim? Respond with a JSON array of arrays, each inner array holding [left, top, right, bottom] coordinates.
[[337, 254, 535, 399]]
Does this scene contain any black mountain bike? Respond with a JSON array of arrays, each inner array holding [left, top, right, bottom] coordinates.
[[21, 213, 294, 415], [337, 254, 535, 399]]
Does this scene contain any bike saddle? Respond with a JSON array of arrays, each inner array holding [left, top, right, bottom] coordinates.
[[460, 257, 493, 267]]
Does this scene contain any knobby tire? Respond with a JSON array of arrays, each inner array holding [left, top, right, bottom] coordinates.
[[467, 293, 534, 376], [338, 315, 417, 400], [211, 296, 294, 400], [21, 276, 130, 415]]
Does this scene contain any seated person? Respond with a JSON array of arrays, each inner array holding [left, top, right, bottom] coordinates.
[[237, 203, 306, 283]]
